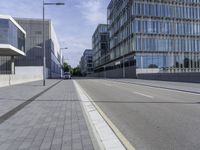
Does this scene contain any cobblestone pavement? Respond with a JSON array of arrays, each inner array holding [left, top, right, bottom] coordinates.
[[0, 80, 94, 150]]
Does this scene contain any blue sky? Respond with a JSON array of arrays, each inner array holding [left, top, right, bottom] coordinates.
[[0, 0, 109, 67]]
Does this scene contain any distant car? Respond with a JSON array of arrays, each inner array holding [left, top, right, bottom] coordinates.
[[64, 72, 71, 79]]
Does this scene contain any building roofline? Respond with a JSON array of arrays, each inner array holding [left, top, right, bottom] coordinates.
[[83, 49, 93, 55], [14, 17, 51, 22], [92, 24, 108, 38], [0, 15, 26, 34], [84, 49, 93, 53], [107, 0, 113, 9]]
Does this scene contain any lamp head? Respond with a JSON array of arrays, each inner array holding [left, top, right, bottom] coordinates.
[[56, 2, 65, 5]]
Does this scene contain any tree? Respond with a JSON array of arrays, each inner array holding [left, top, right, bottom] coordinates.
[[72, 66, 82, 76], [148, 64, 158, 68], [63, 62, 72, 73]]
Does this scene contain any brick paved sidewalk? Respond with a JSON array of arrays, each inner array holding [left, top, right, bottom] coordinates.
[[0, 80, 94, 150], [0, 80, 59, 117]]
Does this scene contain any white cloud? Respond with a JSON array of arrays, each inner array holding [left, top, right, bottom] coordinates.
[[80, 0, 107, 25], [0, 0, 42, 18]]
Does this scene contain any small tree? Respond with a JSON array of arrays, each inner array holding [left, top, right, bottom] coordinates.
[[63, 62, 72, 73], [72, 66, 82, 76]]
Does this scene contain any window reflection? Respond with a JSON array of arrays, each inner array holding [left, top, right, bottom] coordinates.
[[0, 19, 25, 52]]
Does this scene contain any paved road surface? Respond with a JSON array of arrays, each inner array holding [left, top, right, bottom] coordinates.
[[77, 79, 200, 150]]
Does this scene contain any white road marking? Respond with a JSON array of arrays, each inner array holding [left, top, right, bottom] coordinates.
[[104, 83, 112, 87], [133, 91, 154, 99], [74, 81, 132, 150], [110, 80, 200, 96], [160, 88, 200, 96]]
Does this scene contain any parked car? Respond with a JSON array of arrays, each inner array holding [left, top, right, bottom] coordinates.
[[63, 72, 71, 79]]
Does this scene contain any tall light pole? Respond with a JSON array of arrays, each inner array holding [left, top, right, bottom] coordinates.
[[123, 54, 125, 78], [60, 47, 68, 50], [60, 47, 68, 65], [60, 47, 68, 77], [43, 0, 64, 86], [60, 47, 68, 61]]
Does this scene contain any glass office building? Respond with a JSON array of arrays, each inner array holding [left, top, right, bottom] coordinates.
[[92, 24, 109, 71], [107, 0, 200, 75], [80, 49, 94, 76], [0, 18, 62, 77]]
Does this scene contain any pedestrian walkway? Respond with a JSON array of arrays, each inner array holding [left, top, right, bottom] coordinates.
[[0, 80, 94, 150], [0, 80, 59, 117]]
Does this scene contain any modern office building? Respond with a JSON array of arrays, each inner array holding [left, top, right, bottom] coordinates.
[[92, 24, 109, 72], [0, 15, 26, 74], [94, 0, 200, 78], [0, 17, 63, 78], [80, 49, 94, 76]]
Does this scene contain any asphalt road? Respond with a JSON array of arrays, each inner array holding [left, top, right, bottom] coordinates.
[[76, 79, 200, 150]]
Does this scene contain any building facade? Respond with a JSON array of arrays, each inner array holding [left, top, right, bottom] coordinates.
[[98, 0, 200, 78], [0, 18, 62, 78], [80, 49, 94, 76], [92, 24, 109, 72], [0, 15, 26, 74]]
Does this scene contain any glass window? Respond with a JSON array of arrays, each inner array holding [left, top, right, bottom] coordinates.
[[0, 19, 25, 52], [0, 19, 9, 44]]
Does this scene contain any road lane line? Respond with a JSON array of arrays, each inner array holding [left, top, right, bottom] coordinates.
[[110, 80, 200, 96], [133, 92, 154, 99], [74, 80, 135, 150], [104, 83, 112, 87]]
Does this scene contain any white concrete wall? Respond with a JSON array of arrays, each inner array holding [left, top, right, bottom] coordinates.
[[136, 68, 160, 74], [0, 67, 43, 88], [15, 66, 43, 75], [50, 22, 60, 59], [0, 74, 42, 88], [15, 66, 49, 78]]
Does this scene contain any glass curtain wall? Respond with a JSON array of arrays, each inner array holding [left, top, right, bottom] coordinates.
[[132, 0, 200, 73], [92, 24, 109, 70], [0, 19, 25, 52]]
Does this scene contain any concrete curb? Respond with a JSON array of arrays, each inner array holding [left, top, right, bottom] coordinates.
[[74, 80, 135, 150], [74, 80, 105, 150], [79, 92, 104, 150]]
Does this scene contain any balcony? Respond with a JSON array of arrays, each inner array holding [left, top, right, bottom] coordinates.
[[0, 15, 26, 56]]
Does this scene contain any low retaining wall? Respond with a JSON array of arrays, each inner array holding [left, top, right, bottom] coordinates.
[[138, 72, 200, 83], [88, 66, 137, 78], [0, 75, 42, 88]]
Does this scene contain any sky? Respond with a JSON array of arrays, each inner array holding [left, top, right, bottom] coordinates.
[[0, 0, 109, 67]]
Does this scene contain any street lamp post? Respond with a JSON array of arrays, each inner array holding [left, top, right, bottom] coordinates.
[[60, 47, 68, 78], [60, 47, 68, 50], [43, 0, 45, 86], [42, 0, 64, 86], [60, 47, 68, 62], [123, 54, 125, 78], [104, 65, 106, 79]]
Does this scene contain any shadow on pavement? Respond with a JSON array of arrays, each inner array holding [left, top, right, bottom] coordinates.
[[0, 97, 199, 105]]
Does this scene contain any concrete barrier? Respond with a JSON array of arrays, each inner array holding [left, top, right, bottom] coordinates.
[[137, 72, 200, 83], [0, 74, 42, 88], [87, 66, 137, 78]]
